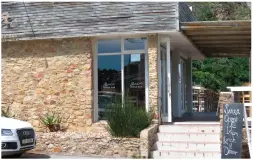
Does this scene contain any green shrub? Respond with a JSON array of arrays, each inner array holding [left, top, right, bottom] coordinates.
[[105, 97, 153, 137], [1, 106, 15, 118], [39, 112, 62, 132]]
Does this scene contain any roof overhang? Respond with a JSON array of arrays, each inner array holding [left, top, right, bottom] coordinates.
[[180, 20, 251, 58]]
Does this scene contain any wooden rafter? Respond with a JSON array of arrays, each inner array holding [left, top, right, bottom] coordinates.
[[194, 40, 250, 45], [184, 30, 250, 36], [181, 26, 251, 30], [189, 35, 251, 41], [181, 20, 251, 57], [181, 20, 251, 26], [198, 44, 250, 48]]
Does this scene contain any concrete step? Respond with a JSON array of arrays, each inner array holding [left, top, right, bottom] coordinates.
[[159, 124, 220, 134], [157, 132, 220, 142], [153, 141, 220, 151], [151, 150, 221, 159]]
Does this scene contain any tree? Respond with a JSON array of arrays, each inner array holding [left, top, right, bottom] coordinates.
[[192, 58, 249, 91], [189, 2, 250, 21], [188, 2, 251, 91]]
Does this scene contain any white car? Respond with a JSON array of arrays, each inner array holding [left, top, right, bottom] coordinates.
[[1, 117, 36, 157]]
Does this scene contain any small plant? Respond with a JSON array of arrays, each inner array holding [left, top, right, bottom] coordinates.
[[105, 97, 154, 137], [40, 112, 62, 132], [1, 106, 15, 118], [132, 153, 142, 159]]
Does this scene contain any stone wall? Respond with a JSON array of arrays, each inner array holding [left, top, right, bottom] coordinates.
[[242, 128, 250, 158], [33, 132, 140, 158], [140, 123, 158, 158], [218, 92, 233, 149], [2, 38, 93, 132], [218, 92, 250, 158], [147, 35, 159, 119], [31, 121, 141, 158]]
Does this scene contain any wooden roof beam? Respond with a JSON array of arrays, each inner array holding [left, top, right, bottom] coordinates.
[[198, 44, 251, 48], [206, 54, 250, 58], [194, 40, 250, 44], [184, 30, 250, 36], [189, 35, 251, 41], [181, 26, 250, 30], [203, 51, 250, 55], [204, 51, 250, 56], [201, 50, 250, 54], [181, 20, 251, 26], [200, 48, 250, 52]]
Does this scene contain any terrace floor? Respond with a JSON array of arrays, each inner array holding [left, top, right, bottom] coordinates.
[[171, 112, 219, 123]]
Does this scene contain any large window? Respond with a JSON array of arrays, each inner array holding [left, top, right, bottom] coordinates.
[[96, 37, 147, 120], [124, 54, 145, 107]]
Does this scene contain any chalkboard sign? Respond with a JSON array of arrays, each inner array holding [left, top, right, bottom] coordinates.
[[221, 103, 244, 159]]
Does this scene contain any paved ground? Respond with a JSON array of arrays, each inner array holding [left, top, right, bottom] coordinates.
[[20, 153, 100, 159], [3, 153, 122, 159], [172, 112, 219, 122]]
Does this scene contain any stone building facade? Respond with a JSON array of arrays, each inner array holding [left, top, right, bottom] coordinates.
[[2, 38, 93, 132], [2, 35, 159, 132], [1, 2, 200, 131]]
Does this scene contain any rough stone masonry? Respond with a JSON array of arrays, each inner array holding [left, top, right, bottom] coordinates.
[[29, 121, 158, 158], [2, 34, 160, 132], [2, 37, 93, 132]]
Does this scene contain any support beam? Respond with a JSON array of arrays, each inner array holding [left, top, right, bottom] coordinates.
[[181, 25, 250, 30], [205, 54, 249, 58], [166, 38, 172, 122], [190, 35, 251, 41], [195, 40, 250, 44], [186, 58, 193, 113], [184, 30, 250, 36], [181, 21, 251, 27], [148, 35, 159, 121], [197, 45, 250, 48], [201, 48, 250, 52]]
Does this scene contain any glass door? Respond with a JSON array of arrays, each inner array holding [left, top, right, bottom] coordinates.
[[179, 58, 187, 115], [161, 47, 168, 119]]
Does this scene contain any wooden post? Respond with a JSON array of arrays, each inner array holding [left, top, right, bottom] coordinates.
[[198, 90, 200, 112], [251, 48, 252, 118]]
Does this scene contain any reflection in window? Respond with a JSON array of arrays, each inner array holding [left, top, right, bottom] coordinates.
[[97, 38, 147, 120], [98, 55, 121, 119], [98, 39, 121, 54], [124, 54, 145, 108], [124, 38, 146, 50]]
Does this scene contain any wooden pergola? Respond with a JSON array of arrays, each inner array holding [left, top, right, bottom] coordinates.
[[182, 20, 252, 156], [181, 20, 251, 57]]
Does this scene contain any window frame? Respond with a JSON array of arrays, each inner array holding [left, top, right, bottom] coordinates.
[[93, 36, 149, 122]]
